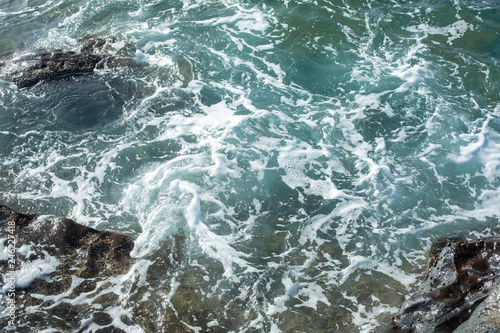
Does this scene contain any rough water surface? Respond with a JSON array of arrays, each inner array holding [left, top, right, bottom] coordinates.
[[0, 0, 500, 332]]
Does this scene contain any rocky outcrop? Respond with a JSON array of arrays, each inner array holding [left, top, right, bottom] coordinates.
[[0, 204, 134, 278], [0, 36, 135, 88], [0, 204, 134, 332], [379, 237, 500, 333], [454, 282, 500, 332], [3, 51, 103, 89]]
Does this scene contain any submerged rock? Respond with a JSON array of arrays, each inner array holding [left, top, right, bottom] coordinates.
[[0, 36, 136, 88], [379, 237, 500, 333], [0, 204, 134, 332]]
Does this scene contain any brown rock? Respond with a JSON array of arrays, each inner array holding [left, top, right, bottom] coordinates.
[[93, 312, 113, 326], [0, 204, 135, 332]]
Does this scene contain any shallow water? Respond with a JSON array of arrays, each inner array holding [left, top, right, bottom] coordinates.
[[0, 0, 500, 332]]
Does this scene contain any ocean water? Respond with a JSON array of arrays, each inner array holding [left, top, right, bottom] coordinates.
[[0, 0, 499, 332]]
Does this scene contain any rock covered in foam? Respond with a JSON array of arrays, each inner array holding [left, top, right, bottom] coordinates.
[[0, 204, 230, 332], [0, 204, 134, 278], [0, 204, 134, 332], [379, 237, 500, 333]]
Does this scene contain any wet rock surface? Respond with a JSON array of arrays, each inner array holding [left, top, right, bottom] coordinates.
[[379, 237, 500, 333], [0, 204, 135, 332], [0, 36, 135, 88], [0, 204, 134, 278], [453, 282, 500, 332]]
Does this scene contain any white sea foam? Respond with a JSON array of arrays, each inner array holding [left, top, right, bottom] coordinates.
[[391, 37, 428, 89], [416, 143, 442, 159], [449, 117, 490, 164], [277, 139, 356, 200], [11, 250, 59, 289], [169, 180, 202, 228], [411, 20, 473, 45], [196, 7, 270, 33]]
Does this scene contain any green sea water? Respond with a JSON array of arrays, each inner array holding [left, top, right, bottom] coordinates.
[[1, 0, 500, 332]]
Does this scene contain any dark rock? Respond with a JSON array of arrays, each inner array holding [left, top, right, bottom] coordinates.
[[94, 292, 120, 308], [70, 279, 98, 298], [93, 312, 113, 326], [78, 35, 136, 61], [120, 314, 134, 326], [0, 36, 136, 88], [0, 204, 134, 278], [8, 51, 103, 88], [454, 282, 500, 332], [379, 237, 500, 333], [95, 326, 126, 333], [0, 204, 135, 332], [47, 302, 91, 329]]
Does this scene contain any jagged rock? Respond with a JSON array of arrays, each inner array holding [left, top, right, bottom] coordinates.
[[0, 36, 135, 88], [0, 204, 134, 278], [0, 204, 135, 332], [6, 51, 103, 88], [453, 282, 500, 332], [379, 237, 500, 333]]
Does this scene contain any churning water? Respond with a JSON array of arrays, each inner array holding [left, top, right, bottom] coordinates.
[[1, 0, 500, 332]]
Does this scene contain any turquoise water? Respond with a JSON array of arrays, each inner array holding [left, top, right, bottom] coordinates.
[[1, 0, 500, 331]]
